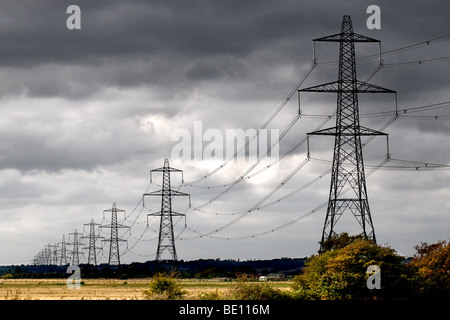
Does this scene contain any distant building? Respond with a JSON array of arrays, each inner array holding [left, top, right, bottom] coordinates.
[[267, 273, 285, 280]]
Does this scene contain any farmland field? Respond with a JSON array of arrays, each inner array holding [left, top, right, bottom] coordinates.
[[0, 278, 292, 300]]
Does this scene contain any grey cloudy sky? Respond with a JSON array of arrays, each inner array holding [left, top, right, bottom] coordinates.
[[0, 0, 449, 264]]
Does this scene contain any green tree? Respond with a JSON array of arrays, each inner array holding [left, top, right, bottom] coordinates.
[[293, 234, 407, 299], [320, 233, 365, 252]]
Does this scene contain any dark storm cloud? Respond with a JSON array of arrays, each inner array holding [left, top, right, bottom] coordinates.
[[0, 0, 328, 63], [1, 1, 447, 65], [0, 0, 341, 98], [0, 0, 446, 101], [1, 0, 447, 169]]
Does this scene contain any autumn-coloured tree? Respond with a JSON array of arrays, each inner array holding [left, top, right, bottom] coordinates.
[[292, 233, 408, 299], [293, 234, 450, 300], [408, 240, 450, 299]]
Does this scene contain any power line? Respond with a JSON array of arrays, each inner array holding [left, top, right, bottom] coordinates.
[[189, 157, 310, 235], [383, 55, 450, 67], [310, 157, 450, 171], [181, 46, 386, 192], [182, 62, 317, 186], [182, 156, 389, 241], [301, 100, 450, 119], [316, 33, 450, 66], [186, 113, 301, 212], [194, 162, 329, 217]]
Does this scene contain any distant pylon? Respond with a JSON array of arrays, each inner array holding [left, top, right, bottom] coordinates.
[[51, 243, 59, 265], [69, 229, 83, 265], [144, 159, 190, 261], [82, 218, 103, 266], [300, 15, 395, 251], [59, 235, 69, 266], [100, 203, 130, 266], [44, 244, 52, 265]]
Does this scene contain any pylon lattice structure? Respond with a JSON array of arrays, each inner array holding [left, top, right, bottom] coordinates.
[[300, 15, 396, 251], [43, 244, 51, 265], [69, 229, 83, 265], [81, 218, 103, 266], [50, 243, 59, 265], [100, 203, 130, 266], [144, 159, 191, 261], [59, 235, 69, 266]]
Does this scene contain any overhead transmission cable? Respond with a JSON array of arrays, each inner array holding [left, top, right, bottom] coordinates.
[[180, 47, 395, 232], [316, 33, 450, 66], [182, 61, 317, 186], [181, 112, 398, 239], [188, 112, 301, 212], [302, 100, 450, 120], [180, 38, 388, 191], [181, 156, 389, 241]]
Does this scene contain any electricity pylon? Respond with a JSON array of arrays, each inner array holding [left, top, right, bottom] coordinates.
[[68, 229, 83, 265], [59, 235, 69, 266], [44, 244, 53, 265], [81, 218, 103, 266], [144, 159, 190, 261], [300, 15, 395, 251], [100, 203, 130, 266], [50, 243, 59, 265]]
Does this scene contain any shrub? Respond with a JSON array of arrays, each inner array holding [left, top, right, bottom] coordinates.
[[230, 274, 291, 300], [196, 289, 224, 300], [143, 272, 186, 300]]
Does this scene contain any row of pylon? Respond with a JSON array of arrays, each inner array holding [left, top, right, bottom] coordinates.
[[32, 203, 129, 267], [32, 157, 191, 266]]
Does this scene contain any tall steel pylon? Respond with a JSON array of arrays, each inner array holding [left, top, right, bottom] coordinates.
[[100, 203, 130, 266], [69, 229, 83, 265], [59, 235, 69, 266], [50, 243, 59, 265], [300, 15, 395, 251], [144, 159, 190, 261], [82, 218, 103, 266], [44, 244, 51, 265]]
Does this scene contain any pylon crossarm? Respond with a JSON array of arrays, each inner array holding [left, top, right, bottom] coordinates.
[[355, 81, 396, 93], [299, 80, 395, 94], [314, 33, 380, 43]]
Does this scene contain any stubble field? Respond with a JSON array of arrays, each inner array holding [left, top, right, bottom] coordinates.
[[0, 278, 291, 300]]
